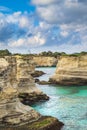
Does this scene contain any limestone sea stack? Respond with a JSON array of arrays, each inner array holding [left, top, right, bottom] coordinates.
[[49, 55, 87, 85], [15, 56, 49, 104]]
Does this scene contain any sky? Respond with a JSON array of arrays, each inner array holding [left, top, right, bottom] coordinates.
[[0, 0, 87, 53]]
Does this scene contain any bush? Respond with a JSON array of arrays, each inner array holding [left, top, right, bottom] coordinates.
[[0, 49, 11, 56]]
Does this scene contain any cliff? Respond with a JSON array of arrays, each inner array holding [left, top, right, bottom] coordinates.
[[0, 56, 40, 126], [33, 56, 58, 67], [50, 55, 87, 85], [0, 56, 63, 129]]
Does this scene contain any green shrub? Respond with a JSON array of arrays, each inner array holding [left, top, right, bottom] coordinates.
[[0, 49, 11, 56]]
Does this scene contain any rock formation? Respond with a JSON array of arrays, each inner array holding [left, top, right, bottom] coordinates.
[[33, 56, 58, 67], [0, 56, 63, 130], [50, 55, 87, 85], [0, 56, 40, 126], [31, 70, 45, 78]]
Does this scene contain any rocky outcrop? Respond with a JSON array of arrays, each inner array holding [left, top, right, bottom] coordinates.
[[16, 56, 39, 93], [18, 92, 49, 105], [50, 55, 87, 85], [0, 116, 64, 130], [35, 79, 51, 85], [0, 56, 40, 126], [33, 56, 58, 67], [16, 56, 49, 103], [0, 56, 63, 129], [31, 70, 45, 77]]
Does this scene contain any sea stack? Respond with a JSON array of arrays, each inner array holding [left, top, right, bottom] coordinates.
[[50, 55, 87, 85]]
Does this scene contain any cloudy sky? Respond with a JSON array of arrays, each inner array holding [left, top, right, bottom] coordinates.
[[0, 0, 87, 53]]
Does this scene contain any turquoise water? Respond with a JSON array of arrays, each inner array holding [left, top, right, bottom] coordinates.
[[32, 67, 87, 130]]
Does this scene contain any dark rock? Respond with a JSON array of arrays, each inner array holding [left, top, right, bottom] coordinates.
[[0, 116, 64, 130], [49, 77, 87, 86], [0, 87, 2, 91], [25, 116, 64, 130], [31, 71, 45, 77], [38, 80, 51, 85], [35, 78, 40, 83], [18, 92, 49, 105]]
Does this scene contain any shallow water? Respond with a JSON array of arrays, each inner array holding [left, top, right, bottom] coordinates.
[[32, 67, 87, 130]]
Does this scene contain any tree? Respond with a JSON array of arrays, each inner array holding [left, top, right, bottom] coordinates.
[[0, 49, 11, 56]]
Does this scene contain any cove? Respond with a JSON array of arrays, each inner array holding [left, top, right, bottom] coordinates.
[[32, 67, 87, 130]]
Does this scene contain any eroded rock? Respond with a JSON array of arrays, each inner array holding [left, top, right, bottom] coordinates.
[[0, 56, 64, 129], [0, 56, 40, 127], [50, 55, 87, 85], [0, 116, 64, 130], [18, 92, 49, 105], [31, 70, 45, 77], [33, 56, 58, 67]]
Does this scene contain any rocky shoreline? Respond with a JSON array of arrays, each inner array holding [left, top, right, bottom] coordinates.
[[0, 56, 64, 130]]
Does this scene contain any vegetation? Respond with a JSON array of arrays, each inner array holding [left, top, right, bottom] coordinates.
[[28, 117, 52, 129], [39, 51, 87, 57], [0, 49, 87, 57], [0, 49, 11, 56], [39, 51, 64, 58]]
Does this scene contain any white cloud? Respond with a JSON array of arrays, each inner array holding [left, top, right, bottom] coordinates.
[[8, 33, 46, 48], [57, 43, 87, 53], [60, 31, 69, 37], [33, 0, 87, 26], [32, 0, 59, 5], [1, 1, 87, 53], [27, 33, 46, 46], [9, 38, 25, 47], [6, 12, 30, 28], [19, 16, 30, 28]]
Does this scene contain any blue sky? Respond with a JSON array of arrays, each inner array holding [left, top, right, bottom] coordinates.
[[0, 0, 35, 13], [0, 0, 87, 53]]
